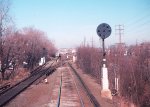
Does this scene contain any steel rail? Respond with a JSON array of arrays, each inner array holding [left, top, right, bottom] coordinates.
[[56, 71, 62, 107], [68, 63, 101, 107], [68, 67, 85, 107]]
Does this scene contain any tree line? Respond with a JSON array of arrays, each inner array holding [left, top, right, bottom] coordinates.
[[0, 0, 57, 80], [76, 42, 150, 107]]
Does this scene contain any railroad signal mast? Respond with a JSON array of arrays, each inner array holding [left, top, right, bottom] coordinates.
[[96, 23, 112, 99]]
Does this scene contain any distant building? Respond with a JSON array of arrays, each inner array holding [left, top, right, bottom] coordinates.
[[56, 48, 77, 61]]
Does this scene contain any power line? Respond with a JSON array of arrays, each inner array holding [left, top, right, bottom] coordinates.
[[127, 19, 150, 34], [125, 6, 150, 26], [126, 13, 150, 28]]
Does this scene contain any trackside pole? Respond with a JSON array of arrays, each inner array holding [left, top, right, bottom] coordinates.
[[101, 59, 112, 99], [39, 57, 45, 66], [96, 23, 112, 99]]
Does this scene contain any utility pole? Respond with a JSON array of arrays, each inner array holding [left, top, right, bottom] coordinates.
[[115, 24, 124, 55], [115, 25, 124, 44], [91, 36, 94, 48], [83, 37, 86, 47], [115, 25, 124, 95]]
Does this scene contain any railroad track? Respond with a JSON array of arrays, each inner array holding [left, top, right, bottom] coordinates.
[[68, 63, 101, 107], [0, 59, 59, 107], [54, 62, 100, 107], [0, 83, 11, 94], [56, 71, 62, 107], [0, 62, 47, 96]]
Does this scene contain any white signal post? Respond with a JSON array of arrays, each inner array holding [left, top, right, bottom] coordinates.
[[39, 57, 45, 66], [97, 23, 112, 99]]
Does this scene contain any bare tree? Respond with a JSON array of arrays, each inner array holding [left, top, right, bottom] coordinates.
[[0, 0, 11, 37], [108, 42, 150, 106], [16, 27, 56, 69], [0, 0, 13, 80], [76, 46, 102, 80], [77, 42, 150, 106]]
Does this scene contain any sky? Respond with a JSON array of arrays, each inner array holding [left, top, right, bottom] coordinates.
[[11, 0, 150, 48]]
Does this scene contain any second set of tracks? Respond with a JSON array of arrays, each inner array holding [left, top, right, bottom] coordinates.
[[0, 59, 60, 107]]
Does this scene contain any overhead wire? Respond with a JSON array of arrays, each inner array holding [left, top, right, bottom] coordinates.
[[123, 6, 150, 42]]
